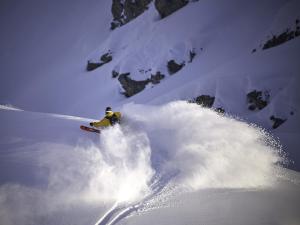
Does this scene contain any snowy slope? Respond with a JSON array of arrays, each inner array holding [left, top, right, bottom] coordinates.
[[87, 0, 300, 169], [1, 0, 300, 224], [0, 0, 112, 113], [2, 0, 299, 167], [1, 103, 300, 225]]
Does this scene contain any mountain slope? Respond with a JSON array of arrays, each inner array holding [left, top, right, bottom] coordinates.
[[3, 0, 299, 163], [1, 103, 300, 225], [1, 0, 300, 224]]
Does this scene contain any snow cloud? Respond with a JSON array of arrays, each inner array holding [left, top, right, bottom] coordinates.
[[0, 101, 285, 225], [122, 101, 284, 190], [0, 129, 154, 224]]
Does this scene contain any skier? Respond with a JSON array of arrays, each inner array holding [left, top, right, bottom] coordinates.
[[89, 106, 121, 128]]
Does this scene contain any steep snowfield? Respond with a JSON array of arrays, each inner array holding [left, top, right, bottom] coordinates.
[[1, 0, 299, 168], [1, 102, 300, 225], [1, 0, 300, 224], [0, 0, 112, 113]]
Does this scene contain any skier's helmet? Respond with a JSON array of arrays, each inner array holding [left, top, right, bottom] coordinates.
[[105, 107, 112, 113]]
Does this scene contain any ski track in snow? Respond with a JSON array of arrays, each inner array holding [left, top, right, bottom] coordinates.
[[95, 173, 178, 225]]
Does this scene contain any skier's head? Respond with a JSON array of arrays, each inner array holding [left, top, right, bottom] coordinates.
[[105, 106, 112, 114]]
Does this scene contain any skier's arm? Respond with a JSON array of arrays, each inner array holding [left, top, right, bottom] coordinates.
[[91, 118, 110, 128], [115, 112, 121, 120], [116, 112, 121, 118]]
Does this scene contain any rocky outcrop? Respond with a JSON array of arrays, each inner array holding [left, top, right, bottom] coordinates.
[[247, 90, 269, 111], [100, 52, 113, 63], [270, 115, 286, 129], [155, 0, 189, 19], [117, 70, 165, 96], [262, 19, 300, 50], [86, 61, 103, 71], [263, 29, 299, 50], [111, 0, 152, 30], [86, 51, 113, 72], [189, 95, 215, 108], [167, 60, 185, 75], [118, 73, 150, 97], [112, 70, 120, 78], [150, 71, 165, 84]]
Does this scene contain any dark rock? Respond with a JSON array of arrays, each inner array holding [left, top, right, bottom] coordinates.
[[100, 52, 113, 63], [167, 60, 185, 75], [112, 70, 119, 78], [155, 0, 189, 19], [270, 115, 286, 129], [111, 0, 151, 29], [111, 0, 124, 21], [215, 107, 225, 114], [86, 61, 104, 71], [247, 90, 269, 111], [150, 71, 165, 84], [252, 48, 256, 53], [262, 27, 300, 50], [110, 21, 120, 30], [123, 0, 151, 22], [188, 49, 196, 63], [248, 104, 256, 111], [86, 51, 113, 72], [118, 73, 150, 97], [189, 95, 215, 108]]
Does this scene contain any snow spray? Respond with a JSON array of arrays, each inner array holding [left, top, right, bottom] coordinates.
[[38, 101, 284, 206], [0, 101, 285, 225], [121, 101, 284, 190]]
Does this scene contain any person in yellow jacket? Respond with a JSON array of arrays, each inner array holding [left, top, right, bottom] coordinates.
[[90, 107, 121, 128]]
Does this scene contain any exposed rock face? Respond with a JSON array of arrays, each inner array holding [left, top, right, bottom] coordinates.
[[247, 90, 269, 111], [155, 0, 189, 19], [100, 52, 113, 63], [189, 95, 215, 108], [262, 20, 300, 50], [112, 70, 119, 78], [150, 71, 165, 84], [111, 0, 123, 21], [86, 51, 113, 72], [263, 29, 299, 50], [167, 60, 185, 75], [116, 70, 165, 96], [118, 73, 150, 97], [270, 115, 286, 129], [111, 0, 152, 30], [86, 61, 103, 71]]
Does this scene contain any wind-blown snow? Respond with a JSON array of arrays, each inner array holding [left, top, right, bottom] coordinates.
[[0, 101, 287, 225], [122, 101, 283, 189], [1, 0, 300, 224]]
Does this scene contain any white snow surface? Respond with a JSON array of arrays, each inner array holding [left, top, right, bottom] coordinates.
[[1, 102, 300, 225], [1, 0, 300, 224]]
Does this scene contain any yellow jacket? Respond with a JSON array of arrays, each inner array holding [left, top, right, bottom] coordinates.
[[92, 111, 121, 128]]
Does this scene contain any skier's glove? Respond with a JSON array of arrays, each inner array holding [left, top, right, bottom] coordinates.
[[90, 122, 94, 127]]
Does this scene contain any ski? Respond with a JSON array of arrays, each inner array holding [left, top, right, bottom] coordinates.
[[80, 125, 100, 134]]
